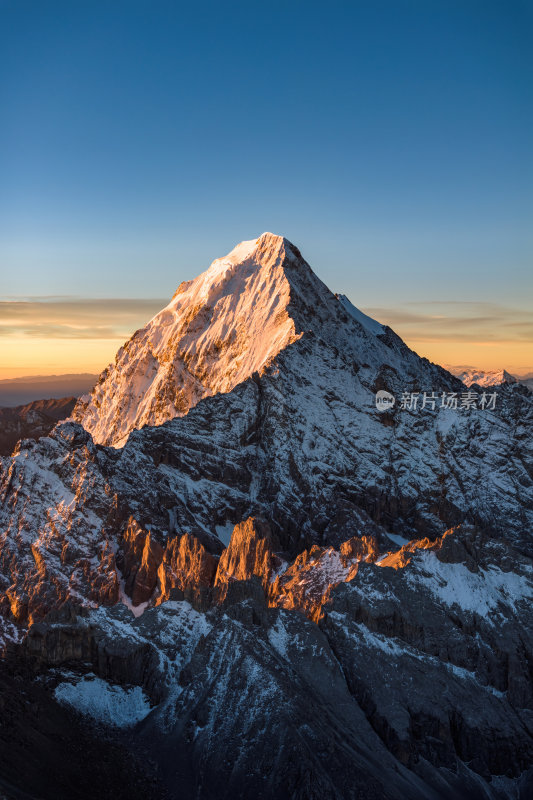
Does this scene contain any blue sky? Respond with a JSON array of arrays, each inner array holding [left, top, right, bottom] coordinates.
[[1, 0, 532, 375]]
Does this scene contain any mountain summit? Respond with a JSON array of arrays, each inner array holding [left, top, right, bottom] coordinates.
[[72, 232, 427, 447], [73, 233, 305, 446]]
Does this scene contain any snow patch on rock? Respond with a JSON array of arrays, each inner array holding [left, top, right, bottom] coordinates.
[[337, 293, 384, 336], [55, 675, 152, 727], [409, 551, 533, 618]]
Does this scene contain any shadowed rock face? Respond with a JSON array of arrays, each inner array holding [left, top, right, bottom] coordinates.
[[13, 525, 533, 800], [0, 235, 532, 798], [0, 662, 166, 800], [319, 532, 533, 786]]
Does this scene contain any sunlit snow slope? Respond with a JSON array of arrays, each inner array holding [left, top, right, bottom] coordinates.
[[73, 232, 455, 448], [72, 233, 304, 447]]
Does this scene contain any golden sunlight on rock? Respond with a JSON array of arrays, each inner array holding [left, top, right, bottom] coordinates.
[[376, 528, 454, 570]]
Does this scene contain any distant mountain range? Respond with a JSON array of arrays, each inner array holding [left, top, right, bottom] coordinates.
[[0, 397, 77, 456], [445, 366, 533, 390], [0, 373, 98, 407]]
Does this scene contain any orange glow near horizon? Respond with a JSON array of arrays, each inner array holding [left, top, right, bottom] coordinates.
[[1, 334, 532, 381], [0, 297, 531, 380], [0, 337, 121, 380], [408, 339, 533, 376], [0, 297, 164, 380]]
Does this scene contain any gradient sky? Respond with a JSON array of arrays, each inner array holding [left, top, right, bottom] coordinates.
[[1, 0, 532, 377]]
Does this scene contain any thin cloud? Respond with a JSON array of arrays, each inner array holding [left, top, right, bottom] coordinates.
[[0, 298, 167, 340], [2, 296, 532, 351], [363, 302, 533, 344]]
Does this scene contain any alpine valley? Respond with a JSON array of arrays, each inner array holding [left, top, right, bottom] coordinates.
[[0, 233, 532, 800]]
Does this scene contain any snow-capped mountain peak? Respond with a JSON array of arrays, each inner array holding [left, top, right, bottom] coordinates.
[[445, 366, 518, 388], [72, 233, 309, 447], [72, 232, 400, 448]]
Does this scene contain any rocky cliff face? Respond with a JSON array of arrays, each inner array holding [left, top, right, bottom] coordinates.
[[0, 234, 532, 799], [13, 524, 533, 800], [72, 234, 304, 447]]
